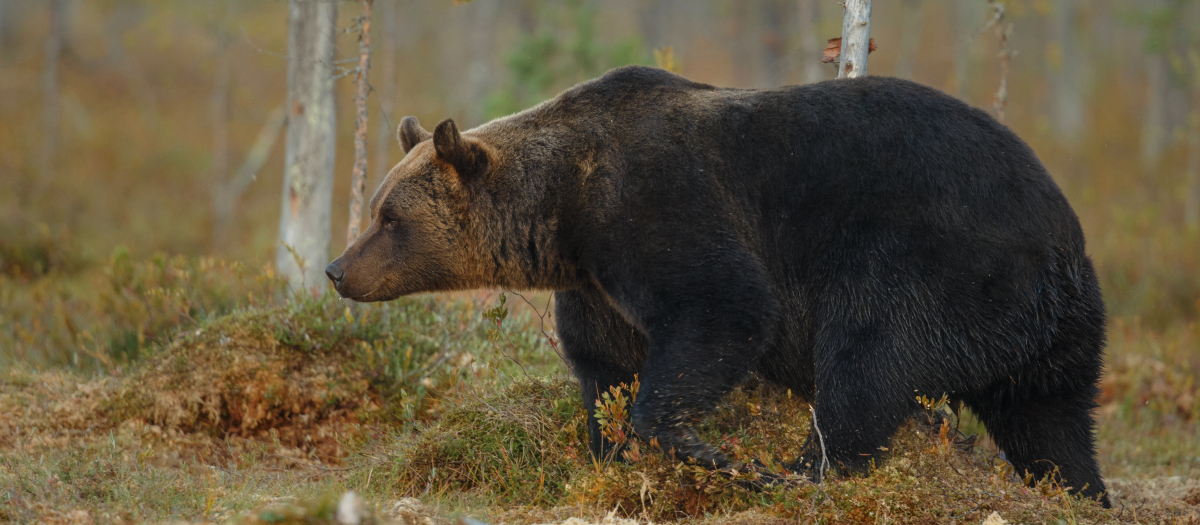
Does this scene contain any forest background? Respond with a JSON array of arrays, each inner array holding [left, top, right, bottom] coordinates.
[[0, 0, 1199, 523]]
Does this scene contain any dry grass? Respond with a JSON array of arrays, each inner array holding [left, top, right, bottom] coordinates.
[[0, 274, 1197, 524]]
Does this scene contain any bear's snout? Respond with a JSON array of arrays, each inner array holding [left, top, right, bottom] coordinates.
[[325, 262, 344, 286]]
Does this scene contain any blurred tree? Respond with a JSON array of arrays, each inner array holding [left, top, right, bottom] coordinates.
[[761, 0, 788, 87], [1133, 0, 1200, 225], [1047, 0, 1090, 147], [638, 0, 667, 52], [209, 1, 287, 250], [102, 4, 158, 129], [730, 1, 754, 85], [1144, 53, 1169, 169], [1189, 79, 1200, 228], [796, 0, 825, 84], [38, 0, 65, 186], [952, 0, 984, 100], [372, 0, 397, 190], [894, 0, 924, 80], [1137, 0, 1193, 171], [0, 0, 28, 55], [484, 0, 644, 119], [214, 107, 286, 250], [211, 2, 232, 247], [277, 0, 338, 291], [454, 0, 500, 127]]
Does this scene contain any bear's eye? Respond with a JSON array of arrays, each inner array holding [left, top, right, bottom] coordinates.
[[382, 216, 398, 229]]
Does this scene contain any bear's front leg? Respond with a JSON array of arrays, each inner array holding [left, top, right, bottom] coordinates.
[[555, 287, 648, 461], [602, 251, 780, 472]]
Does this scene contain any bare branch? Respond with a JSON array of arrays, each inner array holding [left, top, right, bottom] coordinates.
[[346, 0, 373, 245]]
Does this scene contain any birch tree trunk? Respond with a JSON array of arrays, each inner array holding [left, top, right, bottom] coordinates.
[[894, 0, 924, 80], [347, 0, 373, 246], [796, 0, 825, 84], [39, 0, 66, 184], [277, 0, 338, 292], [837, 0, 871, 79]]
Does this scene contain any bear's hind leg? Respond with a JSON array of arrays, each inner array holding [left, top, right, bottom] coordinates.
[[555, 287, 649, 461], [964, 382, 1109, 507]]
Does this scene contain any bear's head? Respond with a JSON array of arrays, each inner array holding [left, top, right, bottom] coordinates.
[[325, 116, 494, 301]]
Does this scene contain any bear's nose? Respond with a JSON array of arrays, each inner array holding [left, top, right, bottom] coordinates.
[[325, 262, 345, 285]]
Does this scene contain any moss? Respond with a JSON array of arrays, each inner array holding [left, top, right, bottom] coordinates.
[[376, 377, 586, 506]]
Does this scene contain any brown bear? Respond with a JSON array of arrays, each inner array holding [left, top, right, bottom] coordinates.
[[326, 65, 1109, 506]]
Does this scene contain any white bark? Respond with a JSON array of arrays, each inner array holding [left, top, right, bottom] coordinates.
[[277, 0, 338, 292], [837, 0, 871, 79], [796, 0, 824, 84]]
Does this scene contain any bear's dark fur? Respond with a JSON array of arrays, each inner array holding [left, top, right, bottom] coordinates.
[[327, 66, 1109, 506]]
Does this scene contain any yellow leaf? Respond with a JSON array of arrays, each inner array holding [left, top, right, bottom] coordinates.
[[654, 46, 681, 74]]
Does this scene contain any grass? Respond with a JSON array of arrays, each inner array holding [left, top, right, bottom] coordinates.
[[1, 258, 1197, 524]]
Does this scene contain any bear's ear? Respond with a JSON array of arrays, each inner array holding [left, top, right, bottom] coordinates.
[[433, 118, 489, 180], [397, 116, 431, 154]]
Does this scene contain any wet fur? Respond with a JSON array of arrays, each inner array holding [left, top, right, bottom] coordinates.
[[329, 66, 1110, 505]]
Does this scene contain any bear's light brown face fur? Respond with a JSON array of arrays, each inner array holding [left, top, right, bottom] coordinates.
[[328, 119, 490, 301]]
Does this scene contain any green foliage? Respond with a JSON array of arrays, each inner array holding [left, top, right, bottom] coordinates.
[[1128, 0, 1200, 87], [484, 0, 649, 119]]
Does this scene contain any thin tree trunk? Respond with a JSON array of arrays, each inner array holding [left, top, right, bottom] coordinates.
[[39, 0, 65, 184], [1049, 0, 1086, 146], [762, 0, 787, 87], [894, 0, 924, 80], [0, 0, 27, 53], [986, 0, 1013, 124], [730, 1, 754, 86], [347, 0, 373, 246], [952, 0, 980, 100], [372, 0, 397, 190], [215, 106, 286, 250], [277, 0, 338, 292], [796, 0, 824, 84], [837, 0, 871, 79], [1142, 55, 1167, 170], [1187, 91, 1200, 229], [638, 0, 666, 52], [211, 27, 232, 248]]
